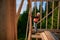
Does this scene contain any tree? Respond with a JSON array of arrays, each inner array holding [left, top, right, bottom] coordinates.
[[17, 4, 29, 39]]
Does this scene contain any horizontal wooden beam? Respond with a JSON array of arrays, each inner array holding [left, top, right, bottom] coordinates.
[[32, 0, 60, 2], [32, 29, 60, 33], [32, 34, 41, 38], [40, 32, 48, 40]]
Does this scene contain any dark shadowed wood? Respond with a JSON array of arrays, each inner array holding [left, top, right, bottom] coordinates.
[[0, 0, 7, 40]]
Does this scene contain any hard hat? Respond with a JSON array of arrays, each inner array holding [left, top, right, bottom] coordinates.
[[37, 12, 40, 17]]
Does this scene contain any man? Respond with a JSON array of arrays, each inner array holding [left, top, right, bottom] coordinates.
[[33, 12, 40, 33]]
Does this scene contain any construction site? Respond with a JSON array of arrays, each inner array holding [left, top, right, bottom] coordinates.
[[0, 0, 60, 40]]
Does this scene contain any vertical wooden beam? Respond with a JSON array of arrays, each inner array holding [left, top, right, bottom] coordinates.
[[59, 1, 60, 29], [51, 0, 54, 29], [34, 0, 38, 40], [40, 0, 42, 29], [57, 1, 60, 29], [46, 0, 48, 29], [0, 0, 7, 40], [6, 0, 16, 40], [34, 0, 36, 16], [28, 0, 32, 40], [28, 7, 32, 40], [0, 0, 16, 40]]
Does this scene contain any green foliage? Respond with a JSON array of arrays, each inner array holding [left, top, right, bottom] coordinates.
[[17, 11, 28, 39], [53, 8, 58, 29], [17, 4, 29, 39]]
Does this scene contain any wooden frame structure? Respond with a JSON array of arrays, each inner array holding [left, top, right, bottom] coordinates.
[[0, 0, 60, 40], [17, 0, 60, 40], [26, 0, 60, 40]]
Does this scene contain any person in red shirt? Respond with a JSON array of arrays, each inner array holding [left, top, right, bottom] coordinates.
[[33, 12, 40, 33]]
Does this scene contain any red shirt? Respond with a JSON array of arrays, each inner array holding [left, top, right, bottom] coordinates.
[[33, 17, 39, 23]]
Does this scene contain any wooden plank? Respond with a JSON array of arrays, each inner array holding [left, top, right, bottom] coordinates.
[[28, 0, 32, 40], [51, 0, 54, 29], [59, 1, 60, 29], [0, 0, 16, 40], [6, 0, 16, 40], [57, 1, 60, 30], [40, 0, 42, 29], [46, 0, 48, 29], [32, 34, 41, 38], [34, 0, 37, 16], [40, 32, 48, 40], [44, 31, 59, 40], [0, 0, 7, 40], [32, 29, 60, 33]]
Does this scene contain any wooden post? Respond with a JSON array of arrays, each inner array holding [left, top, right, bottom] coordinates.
[[6, 0, 17, 40], [51, 0, 54, 29], [34, 0, 37, 16], [40, 0, 42, 29], [28, 7, 32, 40], [59, 1, 60, 29], [57, 1, 60, 29], [46, 0, 48, 29], [0, 0, 16, 40], [0, 0, 7, 40], [28, 0, 32, 40]]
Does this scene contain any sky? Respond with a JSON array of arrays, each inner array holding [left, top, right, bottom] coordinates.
[[16, 0, 46, 14]]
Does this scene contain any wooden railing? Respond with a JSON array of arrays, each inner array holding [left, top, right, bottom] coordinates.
[[37, 1, 60, 30]]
